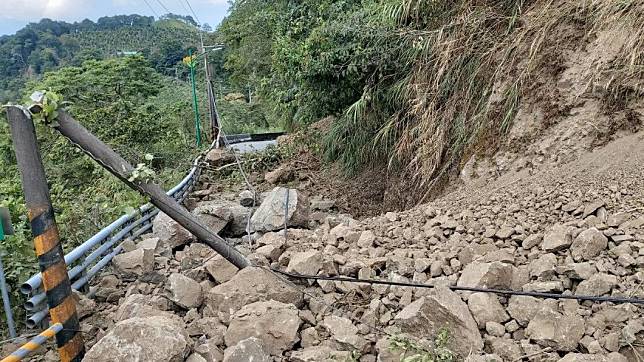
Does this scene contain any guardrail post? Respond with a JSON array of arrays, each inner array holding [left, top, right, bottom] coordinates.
[[49, 109, 250, 270], [5, 106, 85, 362]]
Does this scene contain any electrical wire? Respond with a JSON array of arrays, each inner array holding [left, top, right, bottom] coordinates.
[[271, 268, 644, 305], [141, 0, 160, 17], [183, 0, 201, 25], [154, 0, 171, 14]]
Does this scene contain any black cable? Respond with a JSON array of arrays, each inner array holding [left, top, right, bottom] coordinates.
[[271, 268, 644, 305], [154, 0, 171, 14], [183, 0, 201, 25], [142, 0, 160, 17]]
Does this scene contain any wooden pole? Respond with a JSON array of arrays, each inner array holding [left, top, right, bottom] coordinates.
[[51, 109, 250, 269], [5, 106, 85, 362]]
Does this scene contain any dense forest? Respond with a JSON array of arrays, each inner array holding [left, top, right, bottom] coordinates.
[[0, 15, 199, 101]]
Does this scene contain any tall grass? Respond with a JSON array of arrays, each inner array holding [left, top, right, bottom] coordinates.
[[325, 0, 644, 204]]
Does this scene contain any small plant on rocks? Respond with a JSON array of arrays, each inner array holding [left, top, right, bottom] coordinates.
[[389, 328, 455, 362]]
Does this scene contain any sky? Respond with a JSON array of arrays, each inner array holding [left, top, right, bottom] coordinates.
[[0, 0, 230, 35]]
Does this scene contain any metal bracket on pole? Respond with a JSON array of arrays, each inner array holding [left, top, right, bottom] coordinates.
[[49, 109, 249, 270], [5, 106, 85, 362]]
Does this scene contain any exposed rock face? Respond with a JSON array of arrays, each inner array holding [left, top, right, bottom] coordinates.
[[251, 187, 309, 232], [112, 248, 154, 279], [84, 316, 191, 362], [166, 273, 203, 309], [224, 301, 301, 356], [394, 287, 483, 357], [153, 211, 195, 249], [204, 267, 303, 322]]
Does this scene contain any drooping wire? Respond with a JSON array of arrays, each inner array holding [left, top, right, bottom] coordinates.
[[154, 0, 171, 14], [142, 0, 160, 17], [183, 0, 201, 25]]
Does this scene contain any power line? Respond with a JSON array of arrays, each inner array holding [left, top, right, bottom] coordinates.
[[183, 0, 201, 25], [154, 0, 171, 14], [271, 268, 644, 305], [175, 0, 191, 17], [142, 0, 160, 17]]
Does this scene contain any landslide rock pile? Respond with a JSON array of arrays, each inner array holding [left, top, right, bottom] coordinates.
[[71, 133, 644, 362]]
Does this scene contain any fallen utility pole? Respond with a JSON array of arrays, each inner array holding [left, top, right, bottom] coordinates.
[[5, 106, 85, 362], [48, 109, 250, 269]]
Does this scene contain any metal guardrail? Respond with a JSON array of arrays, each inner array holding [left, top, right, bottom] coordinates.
[[18, 133, 264, 328]]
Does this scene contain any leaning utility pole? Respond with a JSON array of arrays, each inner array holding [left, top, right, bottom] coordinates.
[[45, 109, 250, 270], [5, 106, 85, 362]]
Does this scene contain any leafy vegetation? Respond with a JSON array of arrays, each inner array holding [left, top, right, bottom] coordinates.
[[0, 15, 199, 102], [389, 329, 455, 362], [0, 56, 200, 329], [219, 0, 644, 201]]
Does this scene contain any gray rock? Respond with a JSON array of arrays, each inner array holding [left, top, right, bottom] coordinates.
[[194, 339, 224, 362], [507, 296, 541, 327], [286, 251, 323, 276], [543, 224, 575, 252], [457, 261, 513, 289], [84, 316, 191, 362], [557, 353, 628, 362], [153, 212, 195, 249], [571, 228, 608, 261], [239, 190, 256, 207], [582, 200, 605, 218], [205, 254, 239, 283], [394, 286, 483, 357], [204, 267, 302, 322], [322, 315, 368, 351], [575, 273, 617, 295], [167, 273, 203, 309], [114, 294, 174, 322], [251, 187, 309, 232], [489, 337, 523, 361], [468, 292, 510, 328], [224, 301, 301, 356], [357, 230, 376, 248], [113, 248, 154, 279], [526, 308, 585, 351], [529, 253, 557, 280], [223, 337, 270, 362], [193, 201, 234, 235], [291, 346, 351, 362], [523, 234, 543, 249]]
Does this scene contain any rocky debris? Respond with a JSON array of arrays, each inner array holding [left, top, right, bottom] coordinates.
[[286, 250, 322, 275], [526, 306, 585, 352], [239, 190, 255, 207], [542, 224, 575, 251], [114, 293, 173, 322], [467, 293, 510, 328], [72, 290, 96, 319], [575, 273, 618, 295], [192, 201, 234, 235], [457, 261, 513, 289], [223, 337, 270, 362], [84, 316, 191, 362], [204, 254, 239, 283], [206, 148, 235, 165], [153, 211, 195, 249], [166, 273, 203, 309], [204, 266, 302, 322], [224, 300, 301, 356], [571, 227, 608, 261], [112, 248, 154, 279], [251, 187, 309, 232], [264, 164, 294, 184], [394, 287, 483, 357], [322, 315, 369, 352], [291, 346, 351, 361]]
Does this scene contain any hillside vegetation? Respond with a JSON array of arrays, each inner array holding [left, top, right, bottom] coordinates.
[[0, 15, 199, 101], [219, 0, 643, 206]]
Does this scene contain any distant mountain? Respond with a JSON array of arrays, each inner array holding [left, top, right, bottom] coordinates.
[[0, 14, 200, 102]]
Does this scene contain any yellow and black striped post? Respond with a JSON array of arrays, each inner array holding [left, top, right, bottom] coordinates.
[[5, 106, 85, 362]]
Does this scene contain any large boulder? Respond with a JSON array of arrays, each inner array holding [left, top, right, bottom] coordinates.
[[251, 187, 309, 232], [153, 212, 195, 249], [84, 316, 191, 362], [113, 249, 154, 279], [166, 273, 203, 309], [286, 251, 322, 276], [193, 200, 250, 237], [542, 224, 575, 252], [394, 286, 483, 357], [114, 294, 174, 322], [322, 315, 369, 352], [205, 254, 239, 283], [457, 261, 513, 289], [526, 308, 585, 352], [506, 295, 542, 327], [223, 337, 270, 362], [206, 148, 235, 165], [204, 267, 303, 322], [570, 228, 608, 261], [224, 301, 301, 356], [467, 292, 510, 328]]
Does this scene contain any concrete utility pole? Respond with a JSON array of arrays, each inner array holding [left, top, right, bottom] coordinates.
[[5, 106, 85, 362], [47, 109, 250, 270]]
